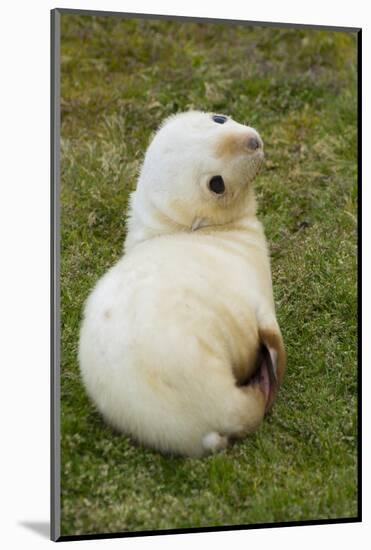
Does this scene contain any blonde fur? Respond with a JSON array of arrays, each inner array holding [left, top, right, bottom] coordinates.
[[79, 111, 285, 457]]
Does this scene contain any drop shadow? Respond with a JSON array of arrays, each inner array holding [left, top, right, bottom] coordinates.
[[19, 521, 50, 539]]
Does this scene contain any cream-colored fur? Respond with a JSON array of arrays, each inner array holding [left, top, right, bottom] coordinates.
[[79, 111, 285, 457]]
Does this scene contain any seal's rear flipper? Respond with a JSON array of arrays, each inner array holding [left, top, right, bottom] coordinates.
[[202, 432, 229, 454]]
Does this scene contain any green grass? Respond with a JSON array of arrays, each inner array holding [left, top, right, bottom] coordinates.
[[60, 14, 358, 536]]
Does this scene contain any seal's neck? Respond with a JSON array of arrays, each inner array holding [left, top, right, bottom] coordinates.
[[123, 187, 258, 253]]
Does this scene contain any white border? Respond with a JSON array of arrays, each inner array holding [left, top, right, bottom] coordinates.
[[0, 1, 368, 548]]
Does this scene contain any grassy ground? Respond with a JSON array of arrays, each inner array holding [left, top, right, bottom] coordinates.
[[59, 14, 358, 537]]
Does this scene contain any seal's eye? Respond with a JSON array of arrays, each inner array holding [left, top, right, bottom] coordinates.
[[212, 114, 228, 124], [209, 175, 225, 195]]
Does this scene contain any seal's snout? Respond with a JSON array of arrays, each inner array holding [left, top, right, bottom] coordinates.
[[215, 128, 263, 160], [247, 136, 261, 151]]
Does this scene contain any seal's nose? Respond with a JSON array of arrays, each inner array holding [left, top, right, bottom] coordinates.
[[247, 137, 261, 151]]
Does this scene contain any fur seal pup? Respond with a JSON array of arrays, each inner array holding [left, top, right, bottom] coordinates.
[[79, 111, 286, 457]]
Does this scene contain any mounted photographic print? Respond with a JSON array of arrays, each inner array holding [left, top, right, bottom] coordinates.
[[51, 8, 361, 542]]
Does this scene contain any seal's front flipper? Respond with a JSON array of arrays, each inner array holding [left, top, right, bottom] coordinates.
[[248, 344, 277, 413], [257, 327, 286, 412], [260, 344, 278, 412]]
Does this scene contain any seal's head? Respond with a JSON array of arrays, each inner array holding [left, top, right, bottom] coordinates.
[[125, 111, 264, 248]]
